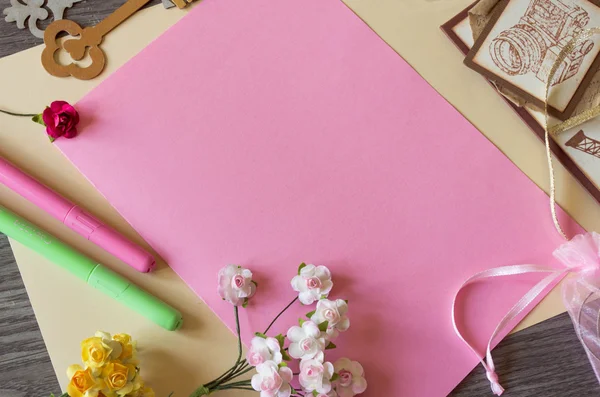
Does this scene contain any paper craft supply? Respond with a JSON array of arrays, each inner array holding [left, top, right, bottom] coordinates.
[[0, 205, 182, 330], [56, 0, 582, 394], [0, 156, 155, 272], [42, 0, 152, 80]]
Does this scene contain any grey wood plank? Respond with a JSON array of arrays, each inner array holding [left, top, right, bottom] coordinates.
[[451, 312, 600, 396], [0, 0, 162, 59], [0, 233, 60, 397]]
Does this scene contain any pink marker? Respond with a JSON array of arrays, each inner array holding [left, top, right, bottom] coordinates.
[[0, 156, 155, 272]]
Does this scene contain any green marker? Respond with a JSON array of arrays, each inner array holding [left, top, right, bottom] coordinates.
[[0, 205, 182, 331]]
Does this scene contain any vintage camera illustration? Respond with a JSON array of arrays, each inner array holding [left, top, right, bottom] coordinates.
[[489, 0, 595, 86]]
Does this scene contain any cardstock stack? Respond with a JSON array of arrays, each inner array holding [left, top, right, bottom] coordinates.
[[56, 0, 581, 394]]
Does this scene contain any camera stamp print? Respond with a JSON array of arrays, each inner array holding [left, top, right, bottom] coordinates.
[[464, 0, 600, 120]]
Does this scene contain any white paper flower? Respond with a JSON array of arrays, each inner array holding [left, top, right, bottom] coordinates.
[[217, 264, 256, 306], [287, 321, 326, 360], [299, 355, 335, 394], [311, 299, 350, 339], [247, 336, 283, 366], [291, 264, 333, 305], [333, 358, 367, 397], [251, 360, 293, 397]]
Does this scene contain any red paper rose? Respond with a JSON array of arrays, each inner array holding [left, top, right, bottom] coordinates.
[[42, 101, 79, 140]]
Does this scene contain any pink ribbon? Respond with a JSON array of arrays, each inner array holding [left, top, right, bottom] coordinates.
[[453, 232, 600, 395]]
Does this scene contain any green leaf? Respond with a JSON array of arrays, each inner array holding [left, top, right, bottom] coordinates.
[[325, 341, 337, 350], [275, 334, 285, 348], [290, 387, 297, 395], [255, 332, 267, 339], [281, 349, 292, 361], [313, 391, 319, 397], [306, 310, 316, 319], [299, 318, 306, 326], [298, 262, 307, 275], [31, 113, 45, 126], [279, 361, 288, 367], [242, 298, 249, 308], [318, 321, 329, 332], [320, 295, 328, 299], [331, 373, 339, 382]]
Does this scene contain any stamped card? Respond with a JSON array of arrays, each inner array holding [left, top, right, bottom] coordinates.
[[444, 1, 600, 205], [464, 0, 600, 120]]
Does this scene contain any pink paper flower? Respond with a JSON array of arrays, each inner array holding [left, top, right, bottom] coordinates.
[[251, 361, 293, 397], [333, 358, 367, 397], [299, 354, 334, 394], [311, 299, 350, 340], [291, 264, 333, 305], [247, 336, 283, 366], [42, 101, 79, 140], [217, 264, 256, 306], [287, 321, 326, 360]]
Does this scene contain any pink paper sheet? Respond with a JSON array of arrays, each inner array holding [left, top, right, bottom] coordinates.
[[57, 0, 581, 394]]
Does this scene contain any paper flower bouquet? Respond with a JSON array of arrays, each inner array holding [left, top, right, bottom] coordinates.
[[53, 332, 154, 397], [54, 263, 366, 397]]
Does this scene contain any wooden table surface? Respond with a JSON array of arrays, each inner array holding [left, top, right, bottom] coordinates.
[[1, 1, 599, 396]]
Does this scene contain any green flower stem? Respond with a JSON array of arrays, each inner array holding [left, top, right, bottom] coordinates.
[[0, 109, 37, 117], [235, 306, 243, 364], [204, 306, 246, 391], [263, 296, 299, 335]]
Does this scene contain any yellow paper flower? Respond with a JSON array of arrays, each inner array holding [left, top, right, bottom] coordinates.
[[67, 364, 103, 397], [113, 333, 135, 362], [101, 361, 138, 396], [81, 337, 113, 370]]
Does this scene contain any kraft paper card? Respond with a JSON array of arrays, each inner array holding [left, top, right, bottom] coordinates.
[[54, 0, 581, 395]]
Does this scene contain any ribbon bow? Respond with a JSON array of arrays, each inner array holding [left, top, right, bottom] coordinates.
[[453, 232, 600, 395]]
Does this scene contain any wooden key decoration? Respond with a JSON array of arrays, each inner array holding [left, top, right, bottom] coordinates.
[[41, 0, 152, 80]]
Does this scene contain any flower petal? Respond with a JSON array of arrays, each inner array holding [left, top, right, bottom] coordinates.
[[291, 275, 305, 292], [303, 321, 321, 338], [279, 366, 293, 383], [287, 326, 304, 342], [251, 374, 262, 391], [288, 342, 304, 359], [337, 317, 350, 332], [352, 377, 367, 394], [67, 364, 83, 379], [50, 100, 68, 112], [277, 384, 292, 397], [299, 291, 316, 305], [300, 264, 316, 276], [350, 361, 364, 377]]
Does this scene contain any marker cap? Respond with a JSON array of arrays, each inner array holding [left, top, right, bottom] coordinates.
[[88, 265, 183, 330]]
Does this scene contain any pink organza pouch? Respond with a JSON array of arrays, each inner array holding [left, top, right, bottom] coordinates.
[[558, 233, 600, 382]]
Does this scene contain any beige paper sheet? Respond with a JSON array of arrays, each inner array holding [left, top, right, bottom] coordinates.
[[1, 0, 598, 394]]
